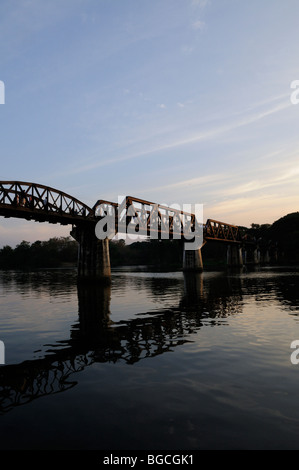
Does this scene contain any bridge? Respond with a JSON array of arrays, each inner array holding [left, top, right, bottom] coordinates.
[[0, 181, 267, 280]]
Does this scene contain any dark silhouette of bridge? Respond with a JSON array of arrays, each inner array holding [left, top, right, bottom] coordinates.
[[0, 181, 271, 280], [0, 271, 244, 414], [0, 264, 295, 416]]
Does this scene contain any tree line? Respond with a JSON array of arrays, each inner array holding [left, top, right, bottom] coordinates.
[[0, 211, 298, 269], [0, 237, 78, 269], [0, 236, 185, 270]]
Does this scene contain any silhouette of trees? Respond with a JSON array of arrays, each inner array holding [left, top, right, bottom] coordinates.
[[249, 212, 299, 262], [109, 239, 183, 267], [0, 237, 78, 268], [0, 212, 298, 269], [269, 212, 299, 261]]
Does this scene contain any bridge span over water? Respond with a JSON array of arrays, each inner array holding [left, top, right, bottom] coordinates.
[[0, 181, 266, 280]]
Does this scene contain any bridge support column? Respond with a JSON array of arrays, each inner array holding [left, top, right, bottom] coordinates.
[[253, 248, 260, 264], [71, 225, 111, 283], [261, 250, 270, 264], [227, 244, 243, 267], [245, 246, 261, 265], [182, 245, 203, 272]]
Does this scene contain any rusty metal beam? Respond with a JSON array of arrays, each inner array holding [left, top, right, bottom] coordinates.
[[0, 181, 94, 225], [204, 219, 242, 243], [94, 195, 199, 239], [94, 196, 242, 244], [0, 183, 244, 244]]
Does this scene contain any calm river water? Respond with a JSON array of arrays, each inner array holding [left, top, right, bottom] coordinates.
[[0, 265, 299, 450]]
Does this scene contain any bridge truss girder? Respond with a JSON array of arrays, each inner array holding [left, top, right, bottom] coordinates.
[[0, 181, 94, 225], [94, 196, 243, 244]]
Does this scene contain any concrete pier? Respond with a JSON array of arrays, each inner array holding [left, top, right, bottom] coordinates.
[[71, 225, 111, 283], [261, 250, 270, 264], [182, 246, 203, 272], [244, 246, 261, 265], [227, 244, 243, 267]]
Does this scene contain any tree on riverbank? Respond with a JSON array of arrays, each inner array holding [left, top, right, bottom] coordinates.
[[246, 212, 299, 262], [0, 237, 78, 268], [0, 212, 298, 269]]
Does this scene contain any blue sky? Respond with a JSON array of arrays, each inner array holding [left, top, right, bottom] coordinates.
[[0, 0, 299, 246]]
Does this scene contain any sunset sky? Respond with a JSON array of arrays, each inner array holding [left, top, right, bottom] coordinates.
[[0, 0, 299, 246]]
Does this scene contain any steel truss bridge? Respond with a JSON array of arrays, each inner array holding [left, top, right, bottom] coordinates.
[[0, 181, 243, 244]]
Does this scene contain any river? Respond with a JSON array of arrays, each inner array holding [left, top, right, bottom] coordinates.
[[0, 265, 299, 450]]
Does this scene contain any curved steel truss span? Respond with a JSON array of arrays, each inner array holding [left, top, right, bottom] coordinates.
[[0, 181, 243, 243], [0, 181, 94, 225]]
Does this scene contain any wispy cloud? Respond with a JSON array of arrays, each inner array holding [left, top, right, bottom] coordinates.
[[141, 173, 227, 194], [207, 191, 299, 226], [192, 20, 205, 31], [57, 95, 292, 178], [191, 0, 210, 8], [181, 45, 194, 55], [224, 164, 299, 197]]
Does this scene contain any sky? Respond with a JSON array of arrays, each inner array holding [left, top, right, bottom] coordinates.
[[0, 0, 299, 247]]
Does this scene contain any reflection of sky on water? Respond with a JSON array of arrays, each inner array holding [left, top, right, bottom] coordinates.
[[0, 270, 78, 362], [0, 266, 298, 365], [110, 270, 185, 322], [1, 266, 299, 449]]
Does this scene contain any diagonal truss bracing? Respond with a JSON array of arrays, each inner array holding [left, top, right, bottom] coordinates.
[[0, 181, 94, 225], [94, 196, 243, 243]]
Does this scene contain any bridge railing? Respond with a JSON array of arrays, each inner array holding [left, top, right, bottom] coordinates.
[[94, 196, 201, 239], [94, 196, 245, 244], [0, 181, 94, 223], [204, 219, 242, 243], [94, 197, 244, 244], [0, 182, 244, 243], [124, 196, 199, 238]]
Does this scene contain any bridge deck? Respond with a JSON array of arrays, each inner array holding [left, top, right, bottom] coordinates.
[[0, 181, 94, 225], [0, 181, 244, 244], [0, 203, 93, 225]]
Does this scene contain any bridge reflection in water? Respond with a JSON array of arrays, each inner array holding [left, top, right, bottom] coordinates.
[[0, 271, 245, 414]]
